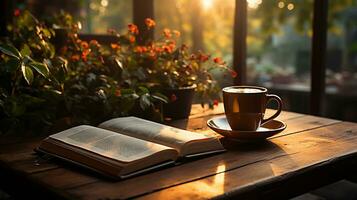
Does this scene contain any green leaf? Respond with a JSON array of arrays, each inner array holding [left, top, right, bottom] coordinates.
[[139, 94, 151, 110], [0, 99, 4, 108], [152, 93, 169, 103], [21, 64, 34, 85], [10, 101, 26, 117], [57, 56, 68, 71], [6, 58, 21, 72], [121, 88, 135, 95], [29, 61, 50, 78], [138, 86, 149, 94], [48, 43, 55, 58], [0, 44, 21, 59], [114, 57, 123, 70], [21, 94, 46, 106], [42, 28, 52, 38], [20, 44, 31, 57]]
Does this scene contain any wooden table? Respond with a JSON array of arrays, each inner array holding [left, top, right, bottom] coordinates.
[[1, 104, 357, 199]]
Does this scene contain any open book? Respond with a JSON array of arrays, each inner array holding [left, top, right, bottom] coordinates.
[[37, 117, 225, 179]]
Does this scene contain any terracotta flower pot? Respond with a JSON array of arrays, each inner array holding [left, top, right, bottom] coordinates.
[[163, 85, 196, 119]]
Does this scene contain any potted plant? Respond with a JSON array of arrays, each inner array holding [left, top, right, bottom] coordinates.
[[0, 11, 166, 135], [108, 19, 237, 119]]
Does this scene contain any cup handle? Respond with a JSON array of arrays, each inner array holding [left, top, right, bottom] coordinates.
[[261, 94, 282, 124]]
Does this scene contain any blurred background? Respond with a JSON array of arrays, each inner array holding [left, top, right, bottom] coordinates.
[[5, 0, 357, 121]]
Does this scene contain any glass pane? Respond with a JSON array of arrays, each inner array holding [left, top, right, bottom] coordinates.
[[247, 0, 313, 113], [325, 1, 357, 121], [154, 0, 235, 88], [81, 0, 133, 34], [23, 0, 132, 34]]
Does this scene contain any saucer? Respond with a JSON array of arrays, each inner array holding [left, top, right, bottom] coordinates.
[[207, 116, 286, 141]]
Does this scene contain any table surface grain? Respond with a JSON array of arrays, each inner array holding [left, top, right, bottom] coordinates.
[[1, 104, 357, 200]]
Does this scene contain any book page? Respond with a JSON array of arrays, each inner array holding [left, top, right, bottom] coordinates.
[[99, 117, 216, 153], [49, 125, 173, 163]]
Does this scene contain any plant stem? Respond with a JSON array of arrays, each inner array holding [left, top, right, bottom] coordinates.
[[11, 70, 21, 96]]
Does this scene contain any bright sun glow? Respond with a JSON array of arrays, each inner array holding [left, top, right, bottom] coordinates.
[[247, 0, 262, 9], [202, 0, 214, 10]]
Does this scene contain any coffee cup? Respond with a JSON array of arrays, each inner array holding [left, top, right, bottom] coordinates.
[[222, 86, 282, 131]]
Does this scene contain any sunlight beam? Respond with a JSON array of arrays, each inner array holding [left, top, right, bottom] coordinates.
[[202, 0, 214, 10]]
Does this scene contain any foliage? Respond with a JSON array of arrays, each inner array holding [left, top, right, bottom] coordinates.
[[0, 11, 166, 135], [0, 10, 235, 135], [107, 19, 236, 105]]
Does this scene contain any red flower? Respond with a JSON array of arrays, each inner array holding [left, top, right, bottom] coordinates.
[[162, 42, 176, 53], [198, 53, 209, 62], [129, 36, 136, 43], [115, 89, 121, 97], [81, 49, 90, 61], [145, 18, 156, 28], [213, 99, 219, 106], [111, 43, 120, 50], [128, 23, 139, 35], [155, 46, 163, 53], [89, 40, 99, 46], [71, 55, 80, 61], [148, 51, 157, 60], [230, 70, 238, 78], [170, 94, 177, 102], [163, 29, 172, 38], [135, 46, 147, 53], [81, 41, 89, 49], [14, 9, 20, 17], [163, 45, 174, 53], [213, 57, 225, 65]]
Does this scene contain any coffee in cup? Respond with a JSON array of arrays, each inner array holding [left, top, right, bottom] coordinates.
[[222, 86, 282, 131]]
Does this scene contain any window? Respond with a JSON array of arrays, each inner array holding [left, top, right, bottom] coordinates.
[[81, 0, 133, 34], [324, 0, 357, 120], [247, 0, 312, 91], [154, 0, 235, 88], [243, 0, 313, 113]]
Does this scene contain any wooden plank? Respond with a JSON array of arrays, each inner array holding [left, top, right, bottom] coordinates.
[[0, 153, 59, 174], [271, 115, 340, 139], [0, 164, 74, 200], [30, 167, 99, 190], [0, 139, 59, 174], [0, 136, 43, 146], [136, 122, 357, 200], [63, 121, 345, 200], [0, 138, 41, 154]]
